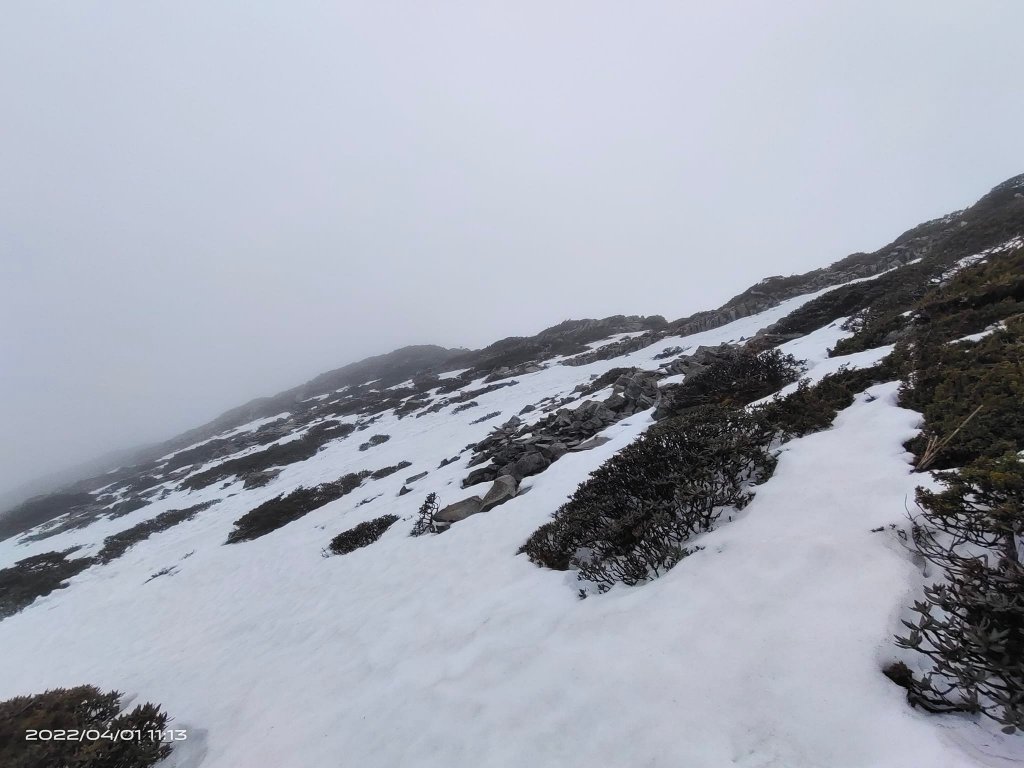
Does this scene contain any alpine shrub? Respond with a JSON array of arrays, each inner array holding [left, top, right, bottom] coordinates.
[[0, 685, 171, 768], [655, 348, 802, 420], [895, 453, 1024, 731], [521, 406, 776, 592], [328, 514, 400, 555], [225, 472, 370, 543], [0, 549, 95, 621]]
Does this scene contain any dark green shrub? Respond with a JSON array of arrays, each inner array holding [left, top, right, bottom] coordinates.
[[328, 515, 400, 555], [0, 685, 172, 768], [895, 453, 1024, 731], [655, 348, 801, 420], [835, 245, 1024, 356], [225, 472, 370, 543], [900, 318, 1024, 469], [0, 549, 95, 620], [755, 362, 895, 439], [521, 406, 776, 592]]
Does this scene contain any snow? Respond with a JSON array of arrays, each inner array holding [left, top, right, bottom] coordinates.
[[953, 323, 1005, 344], [933, 236, 1024, 284], [1, 275, 1019, 767]]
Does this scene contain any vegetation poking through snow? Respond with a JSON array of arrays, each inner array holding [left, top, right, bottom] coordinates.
[[410, 493, 440, 537], [469, 411, 502, 425], [181, 420, 355, 491], [521, 356, 898, 592], [358, 434, 391, 451], [328, 515, 400, 555], [96, 502, 215, 564], [900, 316, 1024, 470], [655, 348, 802, 420], [0, 685, 172, 768], [369, 461, 413, 480], [835, 245, 1024, 356], [521, 406, 777, 591], [894, 453, 1024, 732], [755, 362, 896, 439], [225, 472, 370, 544], [0, 493, 94, 542], [0, 549, 95, 620]]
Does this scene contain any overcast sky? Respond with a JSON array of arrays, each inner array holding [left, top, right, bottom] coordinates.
[[1, 1, 1022, 500]]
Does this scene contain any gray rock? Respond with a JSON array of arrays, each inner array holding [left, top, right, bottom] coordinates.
[[481, 475, 519, 511], [434, 495, 484, 523], [512, 451, 550, 479], [571, 435, 613, 452], [404, 471, 429, 484], [519, 404, 536, 414]]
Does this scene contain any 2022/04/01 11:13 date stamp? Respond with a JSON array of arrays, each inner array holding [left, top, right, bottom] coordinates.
[[25, 728, 188, 743]]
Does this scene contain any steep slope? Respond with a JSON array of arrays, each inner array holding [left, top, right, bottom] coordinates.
[[1, 174, 1023, 768]]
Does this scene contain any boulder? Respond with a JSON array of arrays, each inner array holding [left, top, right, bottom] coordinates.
[[481, 475, 519, 511], [571, 435, 613, 452], [512, 451, 550, 479], [404, 471, 429, 484], [434, 495, 484, 523], [463, 465, 501, 488]]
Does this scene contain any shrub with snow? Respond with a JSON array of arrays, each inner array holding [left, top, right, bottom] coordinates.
[[0, 685, 171, 768], [521, 405, 776, 592], [896, 453, 1024, 732], [328, 515, 400, 555], [0, 549, 95, 621], [655, 348, 802, 420], [225, 472, 370, 544]]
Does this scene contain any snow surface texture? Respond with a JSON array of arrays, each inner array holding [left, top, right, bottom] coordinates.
[[0, 279, 1017, 767]]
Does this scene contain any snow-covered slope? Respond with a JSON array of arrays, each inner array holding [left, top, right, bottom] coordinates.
[[1, 266, 1017, 767]]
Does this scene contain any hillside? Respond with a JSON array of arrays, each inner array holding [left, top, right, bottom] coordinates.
[[1, 174, 1023, 767]]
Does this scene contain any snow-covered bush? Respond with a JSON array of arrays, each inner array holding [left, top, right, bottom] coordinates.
[[328, 514, 399, 555], [225, 472, 370, 544], [754, 362, 894, 439], [521, 406, 776, 592], [0, 685, 171, 768], [0, 549, 95, 620], [182, 420, 355, 491], [655, 348, 802, 420], [895, 453, 1024, 732], [96, 502, 214, 564], [900, 317, 1024, 470], [358, 434, 391, 451]]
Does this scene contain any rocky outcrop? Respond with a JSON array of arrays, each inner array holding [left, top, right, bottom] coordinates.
[[656, 343, 736, 378], [462, 370, 661, 487]]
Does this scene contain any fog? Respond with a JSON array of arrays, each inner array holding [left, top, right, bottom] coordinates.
[[1, 1, 1022, 501]]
